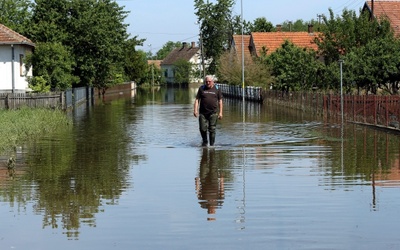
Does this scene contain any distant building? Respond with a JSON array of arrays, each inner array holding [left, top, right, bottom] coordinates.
[[160, 42, 203, 84], [0, 24, 35, 93]]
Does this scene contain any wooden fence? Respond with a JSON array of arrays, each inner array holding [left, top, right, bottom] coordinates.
[[0, 92, 64, 110], [0, 82, 136, 110], [262, 90, 400, 130]]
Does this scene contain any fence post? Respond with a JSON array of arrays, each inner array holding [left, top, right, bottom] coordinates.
[[5, 94, 9, 110]]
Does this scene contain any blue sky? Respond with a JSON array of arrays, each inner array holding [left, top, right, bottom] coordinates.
[[115, 0, 366, 53]]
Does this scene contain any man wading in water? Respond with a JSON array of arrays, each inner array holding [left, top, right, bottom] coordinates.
[[193, 75, 223, 146]]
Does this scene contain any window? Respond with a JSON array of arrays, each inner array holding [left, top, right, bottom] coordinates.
[[19, 54, 24, 76]]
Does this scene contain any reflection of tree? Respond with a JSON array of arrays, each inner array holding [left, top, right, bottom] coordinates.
[[195, 148, 228, 221], [0, 99, 146, 239]]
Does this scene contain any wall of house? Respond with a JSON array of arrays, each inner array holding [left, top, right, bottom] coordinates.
[[0, 45, 32, 93]]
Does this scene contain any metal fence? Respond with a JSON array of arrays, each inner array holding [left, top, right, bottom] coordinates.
[[218, 83, 263, 102]]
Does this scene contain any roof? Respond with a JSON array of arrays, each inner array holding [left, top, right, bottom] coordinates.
[[148, 60, 162, 69], [232, 35, 252, 59], [250, 31, 319, 56], [0, 24, 35, 47], [364, 0, 400, 37], [161, 42, 200, 66]]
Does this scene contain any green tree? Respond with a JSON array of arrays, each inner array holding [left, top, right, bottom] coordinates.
[[66, 0, 129, 88], [122, 37, 148, 85], [345, 36, 400, 95], [27, 0, 130, 90], [267, 40, 320, 92], [314, 8, 395, 94], [231, 15, 252, 35], [314, 9, 392, 65], [280, 19, 320, 32], [0, 0, 32, 34], [250, 17, 273, 32], [156, 41, 182, 60], [194, 0, 234, 74], [173, 59, 195, 84], [27, 0, 70, 43], [217, 50, 273, 87], [25, 42, 78, 91]]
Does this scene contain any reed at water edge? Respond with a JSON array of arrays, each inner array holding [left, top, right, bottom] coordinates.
[[0, 107, 72, 153]]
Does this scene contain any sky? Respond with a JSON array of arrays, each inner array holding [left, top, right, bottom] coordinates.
[[115, 0, 367, 54]]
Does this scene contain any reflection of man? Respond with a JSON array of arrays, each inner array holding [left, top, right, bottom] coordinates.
[[195, 148, 225, 220]]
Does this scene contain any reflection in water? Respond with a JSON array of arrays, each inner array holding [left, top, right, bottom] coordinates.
[[3, 87, 400, 248], [195, 148, 225, 221]]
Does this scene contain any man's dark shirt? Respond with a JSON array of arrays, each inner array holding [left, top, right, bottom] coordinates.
[[196, 84, 223, 116]]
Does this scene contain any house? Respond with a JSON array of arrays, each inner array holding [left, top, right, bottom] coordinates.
[[231, 34, 252, 61], [160, 42, 203, 84], [0, 24, 35, 93], [363, 0, 400, 37], [249, 25, 319, 57]]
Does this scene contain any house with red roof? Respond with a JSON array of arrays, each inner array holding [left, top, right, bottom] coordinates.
[[363, 0, 400, 37], [0, 24, 35, 93], [160, 42, 203, 84], [231, 25, 319, 59], [231, 34, 252, 60]]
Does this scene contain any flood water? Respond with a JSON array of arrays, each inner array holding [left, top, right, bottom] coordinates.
[[1, 87, 400, 249]]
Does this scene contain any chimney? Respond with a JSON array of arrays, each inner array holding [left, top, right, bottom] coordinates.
[[308, 24, 314, 34], [182, 42, 187, 49], [276, 24, 282, 32], [191, 41, 196, 48]]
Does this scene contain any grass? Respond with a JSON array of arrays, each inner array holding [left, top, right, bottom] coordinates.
[[0, 108, 72, 153]]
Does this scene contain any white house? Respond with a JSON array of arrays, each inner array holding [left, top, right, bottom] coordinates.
[[161, 42, 204, 84], [0, 24, 35, 93]]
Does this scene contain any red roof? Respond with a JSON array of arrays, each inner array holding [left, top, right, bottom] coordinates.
[[0, 24, 34, 46], [250, 31, 319, 56], [232, 35, 251, 59], [365, 0, 400, 37]]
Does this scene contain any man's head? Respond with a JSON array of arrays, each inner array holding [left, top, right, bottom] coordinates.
[[205, 75, 214, 88]]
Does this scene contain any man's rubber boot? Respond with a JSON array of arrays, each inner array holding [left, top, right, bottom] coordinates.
[[201, 131, 208, 146], [209, 132, 215, 146]]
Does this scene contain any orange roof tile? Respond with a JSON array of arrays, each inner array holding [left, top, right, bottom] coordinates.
[[0, 23, 34, 46], [232, 35, 251, 59], [365, 0, 400, 37], [250, 31, 319, 56]]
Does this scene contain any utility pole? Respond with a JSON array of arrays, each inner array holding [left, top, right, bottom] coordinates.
[[199, 25, 206, 81], [148, 44, 154, 86]]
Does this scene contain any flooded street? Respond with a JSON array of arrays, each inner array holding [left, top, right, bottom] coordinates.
[[1, 87, 400, 249]]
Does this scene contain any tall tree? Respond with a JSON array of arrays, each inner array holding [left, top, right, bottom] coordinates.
[[0, 0, 32, 34], [25, 42, 78, 91], [194, 0, 234, 74], [156, 41, 182, 60], [122, 37, 148, 85], [28, 0, 70, 43], [231, 15, 252, 35], [250, 17, 273, 32], [267, 40, 320, 92], [66, 0, 129, 88], [27, 0, 130, 89]]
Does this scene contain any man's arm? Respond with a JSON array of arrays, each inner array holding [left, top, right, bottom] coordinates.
[[193, 98, 199, 117], [218, 99, 223, 119]]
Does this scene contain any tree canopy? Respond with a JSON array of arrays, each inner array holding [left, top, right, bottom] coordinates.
[[194, 0, 234, 74]]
